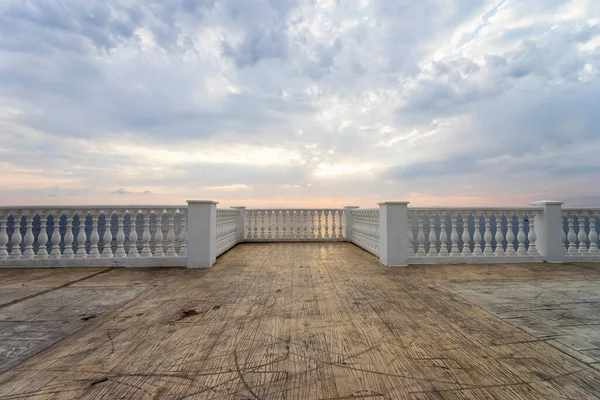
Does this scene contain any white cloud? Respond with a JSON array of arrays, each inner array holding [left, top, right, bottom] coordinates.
[[0, 0, 599, 207]]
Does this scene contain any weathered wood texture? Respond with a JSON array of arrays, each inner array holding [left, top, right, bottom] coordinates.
[[0, 243, 599, 399]]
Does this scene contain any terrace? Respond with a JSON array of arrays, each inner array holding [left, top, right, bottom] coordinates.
[[0, 200, 599, 398]]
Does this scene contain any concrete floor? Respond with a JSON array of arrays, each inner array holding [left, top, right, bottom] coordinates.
[[0, 243, 599, 399]]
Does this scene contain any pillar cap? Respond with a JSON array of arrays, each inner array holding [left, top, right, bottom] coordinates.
[[186, 200, 219, 204], [531, 200, 563, 206], [378, 201, 410, 205]]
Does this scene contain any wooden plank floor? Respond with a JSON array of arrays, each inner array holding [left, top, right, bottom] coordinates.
[[0, 243, 600, 399]]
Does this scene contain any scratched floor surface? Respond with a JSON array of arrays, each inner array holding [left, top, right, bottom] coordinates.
[[0, 243, 599, 399]]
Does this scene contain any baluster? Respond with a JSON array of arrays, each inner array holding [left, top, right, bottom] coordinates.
[[280, 210, 285, 239], [472, 211, 483, 256], [179, 210, 188, 257], [75, 210, 88, 258], [88, 210, 100, 258], [62, 210, 75, 259], [373, 210, 380, 253], [303, 211, 309, 239], [461, 211, 472, 257], [516, 212, 527, 256], [577, 212, 588, 255], [267, 211, 273, 239], [10, 212, 23, 259], [292, 210, 298, 240], [338, 210, 344, 239], [588, 212, 599, 254], [313, 211, 321, 239], [140, 210, 152, 257], [292, 210, 297, 239], [505, 212, 516, 255], [450, 212, 460, 256], [100, 211, 113, 258], [528, 212, 539, 256], [317, 211, 323, 239], [128, 210, 139, 257], [37, 210, 49, 259], [259, 211, 265, 239], [415, 212, 426, 256], [427, 212, 438, 256], [483, 212, 494, 256], [567, 212, 577, 255], [297, 210, 303, 239], [252, 211, 258, 239], [154, 210, 165, 257], [114, 210, 127, 258], [166, 209, 177, 257], [561, 224, 568, 254], [305, 210, 312, 239], [331, 210, 337, 239], [22, 211, 35, 259], [324, 210, 330, 239], [0, 211, 8, 260], [493, 212, 504, 256], [439, 212, 449, 256], [50, 211, 62, 258], [273, 211, 279, 239]]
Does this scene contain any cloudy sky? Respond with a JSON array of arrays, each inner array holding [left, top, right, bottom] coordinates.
[[0, 0, 599, 208]]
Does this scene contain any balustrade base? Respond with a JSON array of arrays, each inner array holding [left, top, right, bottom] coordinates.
[[0, 257, 186, 268], [408, 255, 545, 264], [563, 254, 600, 263]]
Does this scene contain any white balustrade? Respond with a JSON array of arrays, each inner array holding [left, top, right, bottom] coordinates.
[[407, 208, 543, 263], [243, 209, 346, 242], [0, 206, 187, 267], [216, 209, 238, 256], [351, 209, 379, 256], [562, 209, 600, 261], [1, 202, 599, 268]]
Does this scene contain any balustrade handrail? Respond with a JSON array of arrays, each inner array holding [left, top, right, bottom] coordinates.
[[0, 205, 187, 211], [409, 206, 541, 211], [243, 208, 345, 212]]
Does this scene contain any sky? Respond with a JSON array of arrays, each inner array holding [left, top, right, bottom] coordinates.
[[0, 0, 599, 208]]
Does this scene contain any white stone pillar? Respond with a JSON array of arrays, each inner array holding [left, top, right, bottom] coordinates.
[[186, 200, 218, 268], [231, 206, 246, 243], [531, 200, 564, 263], [343, 206, 359, 242], [378, 201, 410, 267]]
